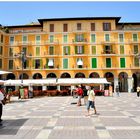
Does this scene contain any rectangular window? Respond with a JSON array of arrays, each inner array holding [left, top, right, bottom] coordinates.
[[36, 35, 40, 44], [92, 46, 96, 54], [91, 23, 95, 31], [63, 24, 68, 32], [106, 58, 111, 68], [49, 46, 54, 55], [120, 58, 125, 68], [35, 59, 40, 69], [75, 46, 84, 54], [77, 23, 81, 30], [134, 57, 139, 67], [134, 45, 138, 54], [0, 59, 2, 69], [63, 35, 68, 43], [75, 34, 84, 42], [120, 45, 124, 54], [63, 46, 70, 55], [0, 46, 3, 55], [50, 24, 54, 32], [10, 36, 14, 45], [50, 35, 54, 43], [103, 23, 111, 31], [22, 35, 27, 43], [63, 58, 68, 69], [36, 47, 40, 56], [105, 34, 110, 42], [1, 35, 3, 43], [9, 60, 13, 69], [9, 48, 13, 57], [91, 34, 96, 43], [119, 34, 124, 42], [104, 45, 112, 54], [92, 58, 97, 68], [133, 34, 138, 42]]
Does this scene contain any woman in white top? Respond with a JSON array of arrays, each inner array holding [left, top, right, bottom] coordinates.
[[86, 86, 97, 116]]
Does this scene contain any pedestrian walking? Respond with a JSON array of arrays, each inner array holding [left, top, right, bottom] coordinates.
[[115, 85, 120, 97], [86, 86, 97, 116], [137, 86, 140, 97], [76, 85, 83, 106], [83, 86, 88, 105], [0, 89, 5, 123]]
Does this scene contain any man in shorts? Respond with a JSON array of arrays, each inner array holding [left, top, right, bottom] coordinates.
[[86, 86, 97, 116]]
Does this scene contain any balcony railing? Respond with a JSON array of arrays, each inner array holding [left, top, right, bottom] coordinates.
[[72, 39, 87, 44], [44, 39, 59, 45], [101, 50, 116, 54]]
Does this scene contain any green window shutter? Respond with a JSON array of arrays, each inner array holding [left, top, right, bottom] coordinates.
[[0, 46, 3, 55], [49, 46, 54, 55], [134, 58, 139, 67], [92, 46, 96, 54], [68, 46, 70, 55], [23, 36, 27, 42], [63, 46, 66, 55], [105, 34, 110, 41], [0, 59, 2, 68], [36, 36, 40, 44], [120, 58, 125, 68], [119, 34, 124, 42], [50, 35, 54, 43], [32, 60, 35, 68], [92, 58, 97, 68], [91, 34, 95, 43], [63, 35, 67, 43], [75, 46, 77, 54], [40, 59, 43, 69], [9, 60, 13, 69], [134, 45, 138, 54], [63, 58, 68, 69], [36, 47, 40, 56], [106, 58, 111, 68], [120, 45, 124, 54], [9, 48, 13, 57], [46, 58, 48, 68], [133, 34, 138, 42]]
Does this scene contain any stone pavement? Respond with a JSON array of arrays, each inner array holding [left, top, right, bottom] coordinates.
[[0, 93, 140, 139]]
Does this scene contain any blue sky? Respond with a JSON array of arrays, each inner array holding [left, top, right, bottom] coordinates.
[[0, 1, 140, 26]]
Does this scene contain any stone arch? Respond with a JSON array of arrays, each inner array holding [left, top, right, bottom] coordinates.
[[19, 73, 29, 79], [75, 72, 85, 78], [118, 72, 128, 92], [89, 72, 100, 78], [6, 73, 16, 80], [60, 73, 71, 78], [33, 73, 42, 79], [47, 73, 57, 78]]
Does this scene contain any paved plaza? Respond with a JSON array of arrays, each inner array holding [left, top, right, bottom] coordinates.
[[0, 93, 140, 139]]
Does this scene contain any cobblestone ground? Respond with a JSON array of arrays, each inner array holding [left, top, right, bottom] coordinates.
[[0, 93, 140, 139]]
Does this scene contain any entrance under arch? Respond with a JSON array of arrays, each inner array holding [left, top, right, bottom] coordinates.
[[118, 72, 128, 92], [89, 72, 100, 78], [33, 73, 42, 91], [75, 72, 85, 78], [60, 73, 71, 91], [47, 73, 57, 90], [19, 73, 29, 79], [104, 72, 114, 91], [132, 72, 140, 92], [6, 73, 16, 92]]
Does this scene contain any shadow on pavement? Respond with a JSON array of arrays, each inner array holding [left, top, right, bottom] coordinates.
[[0, 119, 28, 135]]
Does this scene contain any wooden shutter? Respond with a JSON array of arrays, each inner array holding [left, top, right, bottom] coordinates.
[[120, 58, 125, 68], [91, 23, 95, 31], [63, 24, 68, 32], [50, 24, 54, 32], [106, 58, 111, 68], [92, 58, 97, 68], [63, 58, 68, 69]]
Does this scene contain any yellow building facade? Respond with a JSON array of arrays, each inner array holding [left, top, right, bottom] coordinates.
[[0, 17, 140, 92]]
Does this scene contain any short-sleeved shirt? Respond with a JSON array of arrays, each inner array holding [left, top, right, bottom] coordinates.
[[87, 90, 95, 101], [0, 91, 4, 104]]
